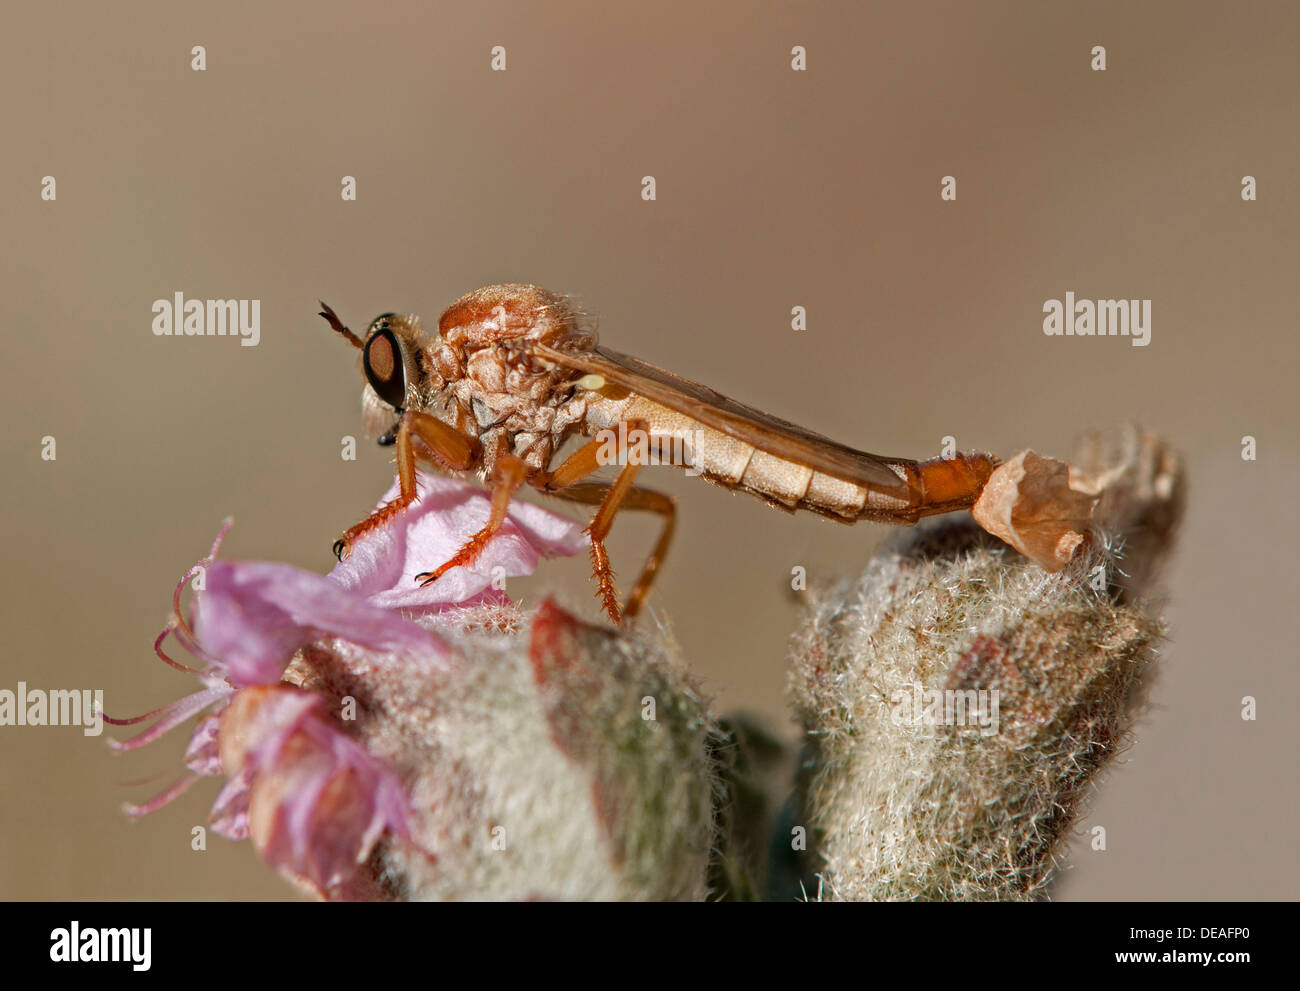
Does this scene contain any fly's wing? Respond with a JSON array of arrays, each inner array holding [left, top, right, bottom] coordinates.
[[535, 343, 913, 494]]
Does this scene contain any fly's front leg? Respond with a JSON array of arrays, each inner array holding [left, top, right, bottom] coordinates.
[[333, 410, 479, 560], [415, 452, 528, 587]]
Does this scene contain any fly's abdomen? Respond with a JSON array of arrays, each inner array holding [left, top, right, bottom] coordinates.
[[895, 452, 1000, 520], [581, 390, 996, 524]]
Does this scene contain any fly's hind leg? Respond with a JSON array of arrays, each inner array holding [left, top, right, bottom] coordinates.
[[546, 481, 676, 625], [537, 419, 676, 624], [333, 410, 479, 560]]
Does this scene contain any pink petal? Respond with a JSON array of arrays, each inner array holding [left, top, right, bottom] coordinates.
[[209, 768, 252, 840], [193, 559, 446, 686], [215, 685, 321, 776], [240, 698, 409, 890], [121, 772, 202, 820], [107, 686, 234, 753], [327, 473, 588, 613], [184, 714, 224, 776]]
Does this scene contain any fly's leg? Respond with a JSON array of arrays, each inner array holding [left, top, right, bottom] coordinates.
[[536, 419, 675, 625], [333, 410, 479, 560], [415, 453, 528, 586], [545, 481, 675, 625]]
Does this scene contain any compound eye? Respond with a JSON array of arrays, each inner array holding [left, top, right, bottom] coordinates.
[[364, 318, 407, 410]]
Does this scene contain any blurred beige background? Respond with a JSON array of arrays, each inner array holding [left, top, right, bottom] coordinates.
[[2, 1, 1296, 900]]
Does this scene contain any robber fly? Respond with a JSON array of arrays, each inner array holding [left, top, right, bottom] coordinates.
[[319, 285, 998, 624]]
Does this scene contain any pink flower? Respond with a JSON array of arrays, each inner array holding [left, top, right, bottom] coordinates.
[[328, 472, 588, 612], [193, 472, 588, 686], [212, 686, 413, 894], [110, 473, 587, 897]]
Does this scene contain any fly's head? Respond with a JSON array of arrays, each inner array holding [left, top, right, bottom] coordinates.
[[362, 312, 428, 444], [319, 302, 428, 446]]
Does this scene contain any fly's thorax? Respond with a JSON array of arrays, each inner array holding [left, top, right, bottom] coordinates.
[[436, 284, 597, 352], [414, 284, 602, 468], [414, 350, 590, 477], [430, 344, 585, 433], [420, 301, 589, 404]]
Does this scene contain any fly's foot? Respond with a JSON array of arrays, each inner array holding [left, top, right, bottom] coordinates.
[[415, 526, 502, 588], [414, 550, 478, 586], [415, 569, 442, 588], [333, 497, 413, 563]]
